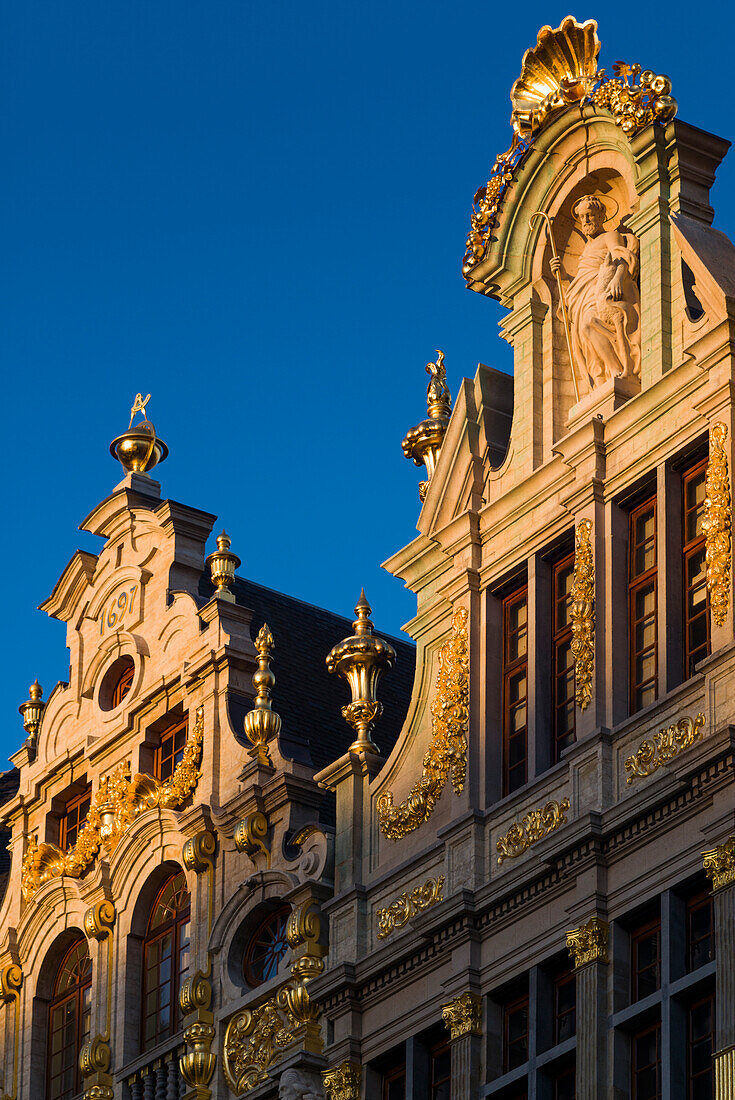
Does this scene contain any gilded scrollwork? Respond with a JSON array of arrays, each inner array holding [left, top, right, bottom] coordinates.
[[376, 875, 445, 939], [624, 712, 705, 784], [703, 422, 732, 628], [566, 917, 609, 968], [496, 798, 571, 863], [21, 707, 204, 902], [463, 18, 676, 277], [571, 519, 594, 710], [377, 608, 469, 840], [223, 984, 301, 1093]]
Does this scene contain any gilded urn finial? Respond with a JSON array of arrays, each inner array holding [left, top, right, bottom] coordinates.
[[243, 624, 282, 766], [19, 680, 45, 748], [109, 393, 169, 476], [326, 591, 396, 754], [206, 530, 241, 600], [402, 350, 452, 502]]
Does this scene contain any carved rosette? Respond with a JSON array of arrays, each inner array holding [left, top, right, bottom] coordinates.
[[571, 519, 594, 710], [442, 991, 483, 1040], [496, 798, 571, 863], [322, 1061, 362, 1100], [462, 17, 676, 277], [566, 917, 609, 968], [376, 875, 445, 939], [703, 422, 732, 628], [377, 608, 469, 839], [703, 837, 735, 891], [624, 713, 705, 783], [21, 707, 204, 902]]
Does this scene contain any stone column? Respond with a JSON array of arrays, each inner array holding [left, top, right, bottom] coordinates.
[[703, 838, 735, 1094], [441, 992, 482, 1100], [566, 917, 609, 1100]]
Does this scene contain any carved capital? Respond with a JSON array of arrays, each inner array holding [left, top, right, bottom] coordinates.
[[322, 1061, 362, 1100], [703, 837, 735, 892], [566, 917, 609, 968], [442, 991, 482, 1040], [182, 829, 216, 874], [84, 900, 116, 941]]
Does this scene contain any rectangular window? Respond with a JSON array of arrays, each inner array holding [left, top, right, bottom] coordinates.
[[553, 1065, 576, 1100], [631, 919, 661, 1002], [682, 459, 710, 678], [629, 497, 658, 713], [632, 1023, 661, 1100], [503, 588, 528, 795], [688, 994, 715, 1098], [154, 717, 188, 783], [382, 1064, 406, 1100], [552, 554, 576, 761], [59, 787, 92, 851], [554, 968, 576, 1045], [430, 1040, 451, 1100], [687, 891, 714, 972], [504, 994, 529, 1072]]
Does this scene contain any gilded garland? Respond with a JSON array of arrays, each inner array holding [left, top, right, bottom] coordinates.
[[21, 707, 204, 901], [571, 519, 594, 711], [496, 798, 570, 863], [376, 875, 445, 939], [376, 608, 469, 840], [463, 17, 677, 277], [703, 422, 731, 628], [624, 712, 705, 783]]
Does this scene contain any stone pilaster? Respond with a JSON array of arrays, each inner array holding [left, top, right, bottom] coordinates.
[[441, 992, 482, 1100], [704, 839, 735, 1066], [566, 918, 609, 1100]]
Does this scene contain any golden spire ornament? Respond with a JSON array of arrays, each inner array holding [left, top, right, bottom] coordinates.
[[19, 680, 45, 749], [402, 350, 452, 502], [206, 531, 241, 600], [326, 591, 396, 754], [243, 624, 282, 766], [110, 393, 168, 476]]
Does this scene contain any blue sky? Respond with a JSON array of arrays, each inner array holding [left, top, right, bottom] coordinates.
[[2, 2, 734, 765]]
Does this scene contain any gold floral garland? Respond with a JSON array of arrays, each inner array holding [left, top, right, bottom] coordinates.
[[703, 422, 731, 628], [571, 519, 595, 710], [21, 706, 204, 902], [377, 608, 469, 840]]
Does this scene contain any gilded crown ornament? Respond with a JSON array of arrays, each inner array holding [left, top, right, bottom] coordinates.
[[18, 680, 45, 749], [109, 392, 168, 476], [462, 16, 677, 277], [206, 530, 241, 599], [243, 624, 282, 765], [326, 591, 396, 754], [402, 350, 452, 502]]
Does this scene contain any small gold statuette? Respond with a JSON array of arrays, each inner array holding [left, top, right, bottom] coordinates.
[[402, 349, 453, 502], [702, 837, 735, 891], [566, 917, 609, 968], [496, 798, 571, 863], [377, 607, 469, 839], [110, 393, 168, 475], [571, 519, 595, 710], [703, 422, 731, 628], [442, 991, 483, 1040], [376, 875, 445, 939], [624, 712, 705, 784]]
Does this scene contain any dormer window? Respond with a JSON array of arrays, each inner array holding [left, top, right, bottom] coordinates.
[[154, 717, 188, 783], [59, 786, 92, 851]]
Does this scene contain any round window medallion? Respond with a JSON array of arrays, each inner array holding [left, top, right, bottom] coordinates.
[[243, 905, 290, 988], [98, 655, 135, 712]]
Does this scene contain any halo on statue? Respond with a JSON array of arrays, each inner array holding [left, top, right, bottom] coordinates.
[[572, 191, 619, 225]]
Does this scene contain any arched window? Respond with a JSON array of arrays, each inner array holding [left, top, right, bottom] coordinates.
[[47, 939, 92, 1100], [141, 870, 190, 1051], [243, 904, 290, 988]]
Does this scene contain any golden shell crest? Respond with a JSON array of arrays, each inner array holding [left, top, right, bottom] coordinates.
[[511, 16, 600, 135]]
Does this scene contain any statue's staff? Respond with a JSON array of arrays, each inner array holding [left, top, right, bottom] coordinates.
[[529, 211, 581, 404]]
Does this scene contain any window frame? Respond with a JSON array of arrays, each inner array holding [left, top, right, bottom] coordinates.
[[631, 1021, 661, 1100], [503, 992, 530, 1073], [687, 991, 715, 1098], [46, 939, 92, 1100], [109, 658, 135, 709], [553, 966, 577, 1045], [429, 1037, 451, 1099], [682, 458, 710, 679], [631, 917, 661, 1003], [502, 586, 529, 796], [242, 904, 291, 989], [58, 786, 92, 852], [551, 552, 576, 762], [153, 717, 188, 784], [140, 871, 191, 1052], [382, 1060, 406, 1100], [628, 496, 658, 714]]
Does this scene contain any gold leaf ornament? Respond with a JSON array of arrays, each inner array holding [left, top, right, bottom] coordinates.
[[496, 798, 570, 863], [376, 875, 445, 939], [624, 712, 705, 783], [703, 422, 732, 628], [377, 608, 469, 840], [571, 519, 595, 710]]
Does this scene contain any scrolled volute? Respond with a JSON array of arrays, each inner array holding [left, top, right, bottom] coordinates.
[[84, 900, 116, 941], [179, 970, 213, 1016], [0, 962, 22, 1003], [234, 810, 270, 867], [79, 1034, 111, 1076], [182, 829, 216, 874]]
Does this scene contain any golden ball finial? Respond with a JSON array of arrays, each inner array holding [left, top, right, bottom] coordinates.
[[110, 394, 168, 476]]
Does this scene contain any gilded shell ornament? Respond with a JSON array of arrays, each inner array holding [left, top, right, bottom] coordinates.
[[510, 16, 600, 135]]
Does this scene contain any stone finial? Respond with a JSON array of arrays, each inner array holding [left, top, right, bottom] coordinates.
[[703, 837, 735, 891], [442, 991, 483, 1040], [402, 350, 452, 502], [19, 680, 45, 748], [322, 1061, 361, 1100], [243, 624, 282, 765], [326, 591, 396, 755], [206, 530, 241, 600], [566, 916, 609, 968]]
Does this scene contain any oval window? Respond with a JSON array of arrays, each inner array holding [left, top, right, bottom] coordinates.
[[243, 905, 290, 988], [99, 656, 135, 711]]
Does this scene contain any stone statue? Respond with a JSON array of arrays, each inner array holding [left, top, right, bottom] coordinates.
[[278, 1067, 326, 1100], [550, 193, 641, 390]]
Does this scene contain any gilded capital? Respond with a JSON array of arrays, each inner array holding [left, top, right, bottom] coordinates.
[[566, 917, 609, 968], [703, 837, 735, 891], [442, 991, 482, 1040], [322, 1061, 361, 1100]]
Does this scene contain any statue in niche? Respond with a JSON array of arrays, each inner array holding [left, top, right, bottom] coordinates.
[[550, 193, 641, 391], [278, 1068, 326, 1100]]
